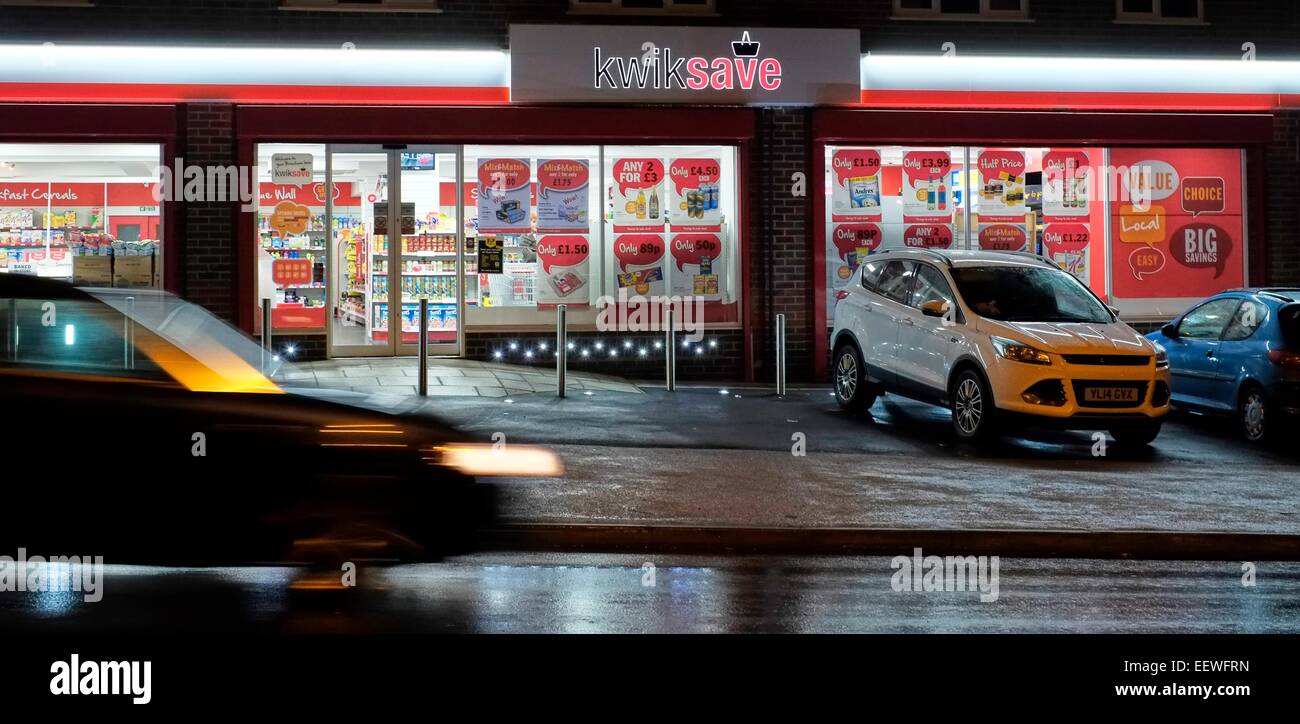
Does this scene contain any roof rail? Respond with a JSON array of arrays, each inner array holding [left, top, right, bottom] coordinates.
[[1006, 250, 1058, 268], [907, 247, 954, 267]]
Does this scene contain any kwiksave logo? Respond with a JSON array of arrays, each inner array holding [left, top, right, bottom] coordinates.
[[593, 31, 782, 92]]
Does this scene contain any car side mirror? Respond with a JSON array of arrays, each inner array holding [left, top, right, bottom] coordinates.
[[920, 300, 949, 318], [1160, 323, 1178, 339], [1108, 305, 1122, 318]]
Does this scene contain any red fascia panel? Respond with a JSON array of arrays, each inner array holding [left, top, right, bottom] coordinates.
[[856, 89, 1288, 113], [0, 83, 509, 106]]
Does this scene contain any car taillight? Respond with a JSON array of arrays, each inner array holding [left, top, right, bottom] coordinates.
[[834, 290, 851, 301], [1267, 348, 1300, 369]]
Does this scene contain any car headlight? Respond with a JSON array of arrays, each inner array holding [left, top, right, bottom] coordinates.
[[991, 336, 1052, 365], [1153, 342, 1168, 369]]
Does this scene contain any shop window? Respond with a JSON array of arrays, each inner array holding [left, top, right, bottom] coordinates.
[[823, 145, 967, 315], [462, 146, 602, 321], [280, 0, 440, 11], [0, 143, 163, 290], [603, 145, 741, 323], [255, 144, 329, 334], [1116, 0, 1204, 23], [569, 0, 716, 16], [824, 143, 1248, 324], [893, 0, 1029, 20]]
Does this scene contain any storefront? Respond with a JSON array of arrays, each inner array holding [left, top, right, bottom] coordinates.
[[239, 109, 756, 368], [0, 35, 1293, 383]]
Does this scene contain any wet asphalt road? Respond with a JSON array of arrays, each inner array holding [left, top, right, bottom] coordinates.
[[422, 387, 1300, 533], [2, 554, 1296, 633]]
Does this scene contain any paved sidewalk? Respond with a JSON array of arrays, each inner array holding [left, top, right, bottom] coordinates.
[[279, 356, 642, 397]]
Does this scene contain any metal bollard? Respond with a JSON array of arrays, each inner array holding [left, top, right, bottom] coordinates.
[[418, 298, 429, 396], [260, 297, 272, 372], [776, 313, 787, 397], [665, 307, 676, 391], [556, 304, 567, 398]]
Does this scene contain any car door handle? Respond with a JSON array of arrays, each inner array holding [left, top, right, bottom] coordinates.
[[901, 318, 915, 326], [1205, 350, 1215, 358]]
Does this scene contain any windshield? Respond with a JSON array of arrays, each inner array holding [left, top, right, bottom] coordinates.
[[87, 288, 297, 391], [949, 265, 1114, 324]]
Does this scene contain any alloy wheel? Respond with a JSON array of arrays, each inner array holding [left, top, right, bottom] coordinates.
[[835, 351, 858, 401], [1243, 390, 1266, 441], [954, 377, 983, 435]]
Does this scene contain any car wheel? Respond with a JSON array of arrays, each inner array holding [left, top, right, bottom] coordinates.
[[833, 342, 878, 413], [1238, 383, 1271, 443], [951, 368, 997, 441], [1109, 421, 1162, 448]]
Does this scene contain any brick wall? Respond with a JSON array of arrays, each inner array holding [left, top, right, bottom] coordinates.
[[182, 103, 236, 321], [1266, 110, 1300, 285], [753, 108, 812, 382]]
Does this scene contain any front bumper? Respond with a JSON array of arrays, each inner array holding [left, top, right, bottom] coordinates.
[[986, 356, 1171, 424]]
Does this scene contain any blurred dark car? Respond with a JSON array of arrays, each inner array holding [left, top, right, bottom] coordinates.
[[0, 275, 560, 562]]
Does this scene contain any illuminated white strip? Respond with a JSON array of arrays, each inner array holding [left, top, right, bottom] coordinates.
[[861, 54, 1300, 95], [0, 44, 509, 88]]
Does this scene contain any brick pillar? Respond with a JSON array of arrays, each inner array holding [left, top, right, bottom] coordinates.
[[1266, 110, 1300, 285], [754, 107, 813, 382], [181, 103, 236, 321]]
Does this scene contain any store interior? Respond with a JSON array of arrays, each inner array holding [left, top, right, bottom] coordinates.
[[0, 143, 163, 288]]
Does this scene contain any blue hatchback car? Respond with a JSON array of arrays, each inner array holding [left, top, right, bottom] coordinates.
[[1147, 288, 1300, 442]]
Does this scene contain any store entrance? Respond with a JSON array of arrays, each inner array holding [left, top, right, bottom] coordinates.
[[326, 144, 464, 357]]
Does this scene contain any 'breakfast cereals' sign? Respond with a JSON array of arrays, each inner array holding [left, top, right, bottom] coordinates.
[[509, 25, 860, 105]]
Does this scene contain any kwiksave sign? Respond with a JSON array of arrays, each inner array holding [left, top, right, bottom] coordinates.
[[509, 25, 861, 105]]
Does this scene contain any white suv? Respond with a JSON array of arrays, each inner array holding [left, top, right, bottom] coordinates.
[[831, 249, 1171, 446]]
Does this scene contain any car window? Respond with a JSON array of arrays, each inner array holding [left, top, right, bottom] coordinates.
[[0, 296, 165, 379], [860, 260, 885, 291], [909, 264, 955, 310], [875, 261, 915, 304], [948, 265, 1111, 323], [1178, 298, 1241, 340], [1222, 300, 1269, 341], [1279, 304, 1300, 349]]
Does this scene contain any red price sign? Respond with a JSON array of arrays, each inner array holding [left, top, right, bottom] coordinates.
[[272, 258, 313, 287]]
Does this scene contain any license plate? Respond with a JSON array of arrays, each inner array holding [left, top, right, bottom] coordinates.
[[1084, 387, 1139, 402]]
